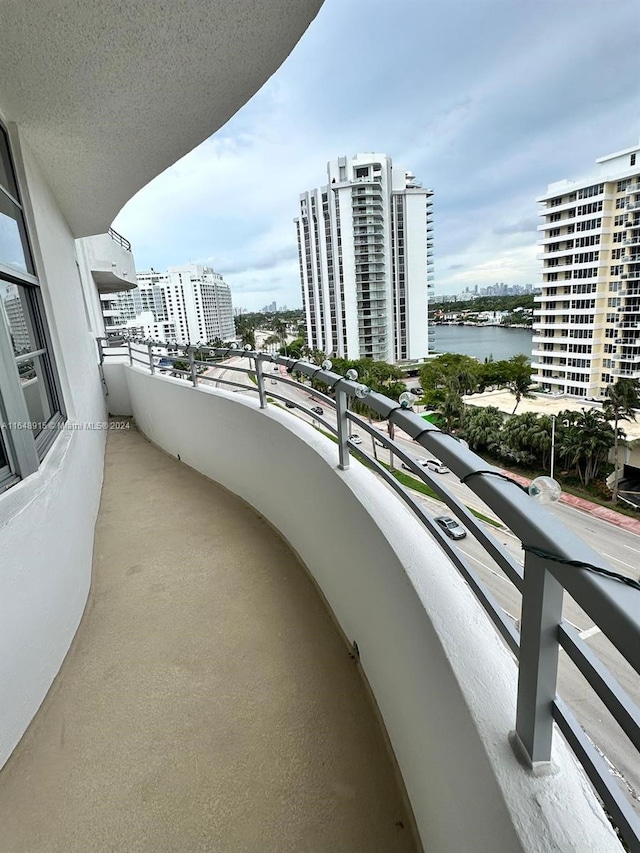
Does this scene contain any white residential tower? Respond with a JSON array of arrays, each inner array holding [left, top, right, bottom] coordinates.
[[532, 145, 640, 398], [295, 153, 434, 363]]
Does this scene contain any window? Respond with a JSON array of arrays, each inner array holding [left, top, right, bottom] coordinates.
[[632, 154, 637, 167], [0, 123, 64, 490]]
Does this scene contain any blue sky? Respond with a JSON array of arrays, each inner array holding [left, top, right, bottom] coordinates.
[[113, 0, 640, 310]]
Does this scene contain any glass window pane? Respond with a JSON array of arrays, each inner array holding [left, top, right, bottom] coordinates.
[[0, 281, 37, 354], [0, 192, 30, 274], [0, 431, 9, 470], [0, 125, 19, 200], [18, 354, 54, 436]]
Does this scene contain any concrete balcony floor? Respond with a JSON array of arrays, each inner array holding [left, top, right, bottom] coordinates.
[[0, 423, 418, 852]]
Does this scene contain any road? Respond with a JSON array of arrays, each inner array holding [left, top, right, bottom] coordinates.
[[200, 358, 640, 813]]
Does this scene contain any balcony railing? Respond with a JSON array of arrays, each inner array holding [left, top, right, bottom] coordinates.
[[96, 337, 640, 851], [107, 227, 132, 252]]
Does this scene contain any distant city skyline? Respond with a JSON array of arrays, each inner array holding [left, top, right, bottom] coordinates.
[[112, 0, 639, 311]]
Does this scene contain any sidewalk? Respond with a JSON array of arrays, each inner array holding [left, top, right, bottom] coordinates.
[[504, 471, 640, 535]]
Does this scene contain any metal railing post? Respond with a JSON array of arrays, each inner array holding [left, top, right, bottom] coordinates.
[[188, 348, 198, 387], [148, 342, 155, 375], [513, 550, 564, 767], [255, 356, 267, 409], [127, 339, 132, 366], [336, 387, 350, 470]]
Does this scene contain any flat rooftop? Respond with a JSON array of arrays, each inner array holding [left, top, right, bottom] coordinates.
[[463, 389, 640, 441]]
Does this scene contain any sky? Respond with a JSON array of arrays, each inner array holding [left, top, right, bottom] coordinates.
[[113, 0, 640, 310]]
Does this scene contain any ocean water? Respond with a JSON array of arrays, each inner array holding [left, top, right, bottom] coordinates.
[[431, 325, 533, 362]]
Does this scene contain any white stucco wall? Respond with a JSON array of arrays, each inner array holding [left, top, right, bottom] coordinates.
[[122, 365, 621, 853], [0, 131, 107, 766]]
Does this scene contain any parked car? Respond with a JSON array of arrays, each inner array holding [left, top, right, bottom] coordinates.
[[349, 434, 362, 445], [410, 387, 424, 395], [425, 459, 449, 474], [311, 406, 323, 415], [270, 379, 277, 385], [285, 401, 295, 409], [434, 515, 466, 540]]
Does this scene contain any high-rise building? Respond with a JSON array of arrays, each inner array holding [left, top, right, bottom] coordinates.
[[101, 264, 235, 344], [295, 153, 434, 363], [532, 145, 640, 398]]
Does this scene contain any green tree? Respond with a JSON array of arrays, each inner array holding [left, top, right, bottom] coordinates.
[[477, 359, 512, 392], [462, 406, 504, 453], [505, 354, 534, 414], [272, 318, 289, 355], [440, 384, 464, 432], [556, 409, 616, 486], [603, 378, 640, 502], [500, 412, 553, 469], [420, 353, 479, 395]]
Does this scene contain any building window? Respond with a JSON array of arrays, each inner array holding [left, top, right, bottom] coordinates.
[[632, 154, 637, 167], [0, 123, 65, 490]]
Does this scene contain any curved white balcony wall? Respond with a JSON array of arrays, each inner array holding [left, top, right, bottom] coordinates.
[[113, 364, 621, 853]]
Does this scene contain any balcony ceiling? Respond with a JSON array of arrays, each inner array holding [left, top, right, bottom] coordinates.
[[0, 0, 323, 237]]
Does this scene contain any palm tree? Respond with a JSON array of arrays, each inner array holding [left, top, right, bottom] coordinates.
[[462, 406, 503, 452], [557, 410, 615, 486], [440, 385, 464, 433], [603, 378, 640, 502], [506, 354, 534, 414], [272, 318, 288, 355]]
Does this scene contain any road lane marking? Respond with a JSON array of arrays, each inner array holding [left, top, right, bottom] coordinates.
[[579, 625, 601, 640], [619, 541, 640, 555], [602, 552, 637, 571], [458, 550, 513, 584]]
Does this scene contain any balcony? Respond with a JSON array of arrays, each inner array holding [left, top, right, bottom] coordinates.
[[0, 422, 417, 851], [69, 341, 639, 852], [626, 183, 640, 193], [77, 231, 137, 293], [626, 201, 640, 211]]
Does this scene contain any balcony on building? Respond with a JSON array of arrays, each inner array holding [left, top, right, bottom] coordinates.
[[77, 229, 137, 294]]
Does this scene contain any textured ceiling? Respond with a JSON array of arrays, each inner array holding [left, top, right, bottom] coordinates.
[[0, 0, 323, 236]]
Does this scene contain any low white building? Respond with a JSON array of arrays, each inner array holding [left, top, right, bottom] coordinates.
[[101, 264, 235, 344]]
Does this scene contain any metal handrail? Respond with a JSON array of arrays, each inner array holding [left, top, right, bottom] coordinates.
[[107, 227, 132, 252], [98, 336, 640, 849]]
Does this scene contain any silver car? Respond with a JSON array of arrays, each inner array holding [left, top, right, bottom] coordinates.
[[434, 515, 467, 540]]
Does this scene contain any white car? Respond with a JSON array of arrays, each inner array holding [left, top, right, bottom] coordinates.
[[401, 457, 428, 471], [349, 434, 362, 445], [425, 459, 449, 474]]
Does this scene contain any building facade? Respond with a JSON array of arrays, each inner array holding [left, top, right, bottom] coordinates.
[[101, 264, 235, 345], [295, 153, 433, 363], [532, 145, 640, 398]]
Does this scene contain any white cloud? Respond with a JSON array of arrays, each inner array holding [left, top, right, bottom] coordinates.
[[114, 0, 640, 309]]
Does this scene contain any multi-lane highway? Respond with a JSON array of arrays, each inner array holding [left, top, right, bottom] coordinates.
[[200, 356, 640, 812]]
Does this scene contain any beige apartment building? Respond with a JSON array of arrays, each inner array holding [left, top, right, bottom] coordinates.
[[532, 145, 640, 398]]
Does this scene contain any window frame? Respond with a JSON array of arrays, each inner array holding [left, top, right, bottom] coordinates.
[[0, 119, 66, 491]]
